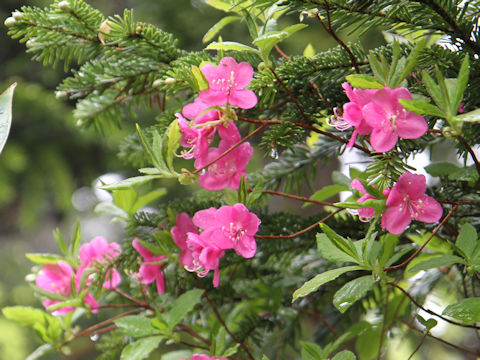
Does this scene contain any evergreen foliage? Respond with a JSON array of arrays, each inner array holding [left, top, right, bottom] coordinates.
[[3, 0, 480, 359]]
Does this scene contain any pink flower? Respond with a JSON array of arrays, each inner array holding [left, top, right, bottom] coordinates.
[[362, 87, 428, 152], [177, 113, 215, 164], [181, 354, 227, 360], [182, 97, 219, 124], [171, 212, 198, 270], [77, 236, 122, 290], [198, 140, 253, 191], [199, 57, 257, 109], [381, 172, 443, 234], [336, 82, 377, 147], [350, 180, 389, 221], [36, 261, 98, 315], [132, 238, 167, 294], [193, 203, 260, 258], [186, 232, 225, 287], [36, 261, 75, 315]]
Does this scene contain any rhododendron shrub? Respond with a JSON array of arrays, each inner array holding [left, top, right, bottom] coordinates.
[[3, 1, 480, 359]]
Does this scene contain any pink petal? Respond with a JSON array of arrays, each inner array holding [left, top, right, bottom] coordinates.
[[412, 195, 443, 223], [132, 238, 153, 260], [228, 89, 257, 109], [192, 207, 218, 229], [342, 82, 356, 102], [102, 268, 122, 290], [234, 235, 257, 258], [217, 122, 241, 143], [343, 102, 363, 127], [351, 179, 366, 193], [198, 89, 228, 107], [392, 87, 412, 101], [381, 204, 412, 234], [396, 172, 426, 200], [371, 87, 396, 115], [155, 273, 165, 294], [369, 126, 398, 152], [362, 102, 389, 129], [396, 113, 428, 139], [233, 61, 254, 88], [200, 63, 221, 87]]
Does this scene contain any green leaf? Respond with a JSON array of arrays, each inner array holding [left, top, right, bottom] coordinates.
[[136, 125, 168, 173], [0, 83, 16, 154], [205, 0, 230, 11], [120, 336, 164, 360], [70, 220, 82, 256], [395, 39, 425, 87], [398, 99, 445, 118], [407, 255, 464, 274], [442, 298, 480, 324], [132, 189, 166, 213], [452, 56, 469, 113], [113, 188, 138, 215], [416, 314, 437, 331], [161, 351, 193, 360], [332, 350, 357, 360], [99, 175, 160, 190], [355, 326, 381, 360], [303, 43, 315, 58], [333, 276, 376, 313], [317, 233, 357, 263], [53, 228, 68, 257], [114, 315, 159, 337], [358, 179, 385, 200], [332, 171, 351, 186], [345, 74, 384, 89], [456, 223, 478, 260], [253, 24, 307, 59], [300, 341, 326, 360], [304, 184, 348, 207], [455, 108, 480, 123], [94, 202, 128, 219], [320, 223, 360, 261], [292, 266, 363, 302], [449, 165, 478, 182], [25, 253, 63, 264], [165, 289, 204, 331], [2, 306, 48, 327], [206, 41, 259, 53], [191, 65, 209, 91], [203, 16, 241, 43], [421, 71, 445, 111], [379, 233, 399, 267], [424, 162, 460, 177], [247, 177, 264, 207]]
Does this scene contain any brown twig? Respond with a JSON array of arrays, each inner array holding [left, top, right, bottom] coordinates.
[[177, 324, 211, 346], [399, 318, 480, 357], [237, 116, 373, 155], [387, 282, 480, 330], [73, 308, 144, 339], [316, 7, 360, 73], [255, 209, 344, 239], [456, 134, 480, 176], [270, 67, 309, 122], [384, 205, 458, 271], [193, 277, 255, 360], [274, 44, 291, 60], [377, 287, 390, 360], [294, 307, 339, 339], [260, 189, 341, 207], [192, 124, 267, 175]]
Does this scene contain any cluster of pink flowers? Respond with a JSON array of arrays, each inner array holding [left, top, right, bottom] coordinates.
[[330, 83, 428, 152], [181, 354, 227, 360], [36, 236, 121, 315], [177, 57, 256, 191], [171, 203, 260, 287], [351, 172, 443, 234], [36, 236, 167, 315]]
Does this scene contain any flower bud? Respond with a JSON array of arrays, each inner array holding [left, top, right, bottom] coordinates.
[[12, 11, 24, 20], [152, 79, 163, 88], [55, 91, 68, 99], [58, 1, 71, 12], [4, 17, 16, 27], [163, 77, 176, 85]]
